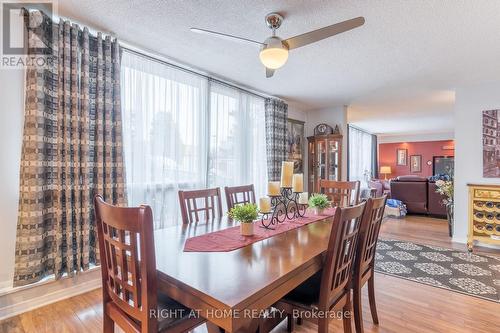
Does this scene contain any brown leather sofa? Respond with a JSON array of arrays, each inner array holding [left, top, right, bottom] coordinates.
[[390, 176, 428, 214], [390, 176, 446, 217], [428, 181, 447, 216]]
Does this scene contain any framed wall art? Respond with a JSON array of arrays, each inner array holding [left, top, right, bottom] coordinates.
[[410, 155, 422, 173], [286, 118, 305, 173], [483, 110, 500, 177], [396, 148, 407, 166]]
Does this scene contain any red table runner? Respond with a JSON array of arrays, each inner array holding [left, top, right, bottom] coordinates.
[[183, 208, 337, 252]]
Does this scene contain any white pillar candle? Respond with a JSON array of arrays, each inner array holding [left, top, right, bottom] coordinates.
[[280, 161, 294, 187], [298, 192, 309, 205], [259, 197, 271, 213], [292, 173, 304, 193], [268, 181, 281, 196]]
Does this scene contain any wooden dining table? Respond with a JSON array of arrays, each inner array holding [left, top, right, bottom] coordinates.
[[154, 215, 335, 333]]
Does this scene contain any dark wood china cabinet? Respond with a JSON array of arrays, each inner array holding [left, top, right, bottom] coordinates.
[[307, 134, 343, 193]]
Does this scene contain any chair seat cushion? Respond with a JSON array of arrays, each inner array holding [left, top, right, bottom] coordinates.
[[157, 293, 200, 331], [282, 271, 322, 308]]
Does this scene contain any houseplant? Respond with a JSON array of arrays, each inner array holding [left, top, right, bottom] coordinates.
[[308, 193, 330, 215], [435, 179, 454, 236], [228, 203, 259, 236]]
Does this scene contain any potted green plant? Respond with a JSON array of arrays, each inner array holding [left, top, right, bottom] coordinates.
[[308, 193, 330, 215], [228, 203, 259, 236]]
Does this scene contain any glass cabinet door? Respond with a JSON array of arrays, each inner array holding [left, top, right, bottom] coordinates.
[[309, 136, 343, 193], [327, 139, 339, 181], [308, 140, 315, 189], [316, 139, 326, 182]]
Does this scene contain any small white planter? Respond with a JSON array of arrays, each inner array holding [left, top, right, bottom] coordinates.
[[240, 222, 254, 236], [313, 207, 325, 215]]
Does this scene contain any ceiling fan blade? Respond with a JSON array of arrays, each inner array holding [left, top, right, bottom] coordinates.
[[190, 28, 263, 46], [284, 16, 365, 50], [266, 68, 275, 78]]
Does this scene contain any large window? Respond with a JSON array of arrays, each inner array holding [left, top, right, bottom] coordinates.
[[208, 82, 268, 197], [121, 51, 267, 228], [348, 125, 376, 185]]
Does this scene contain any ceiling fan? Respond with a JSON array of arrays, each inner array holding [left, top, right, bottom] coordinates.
[[191, 13, 365, 78]]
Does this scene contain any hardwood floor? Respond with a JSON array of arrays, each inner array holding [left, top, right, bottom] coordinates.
[[381, 215, 498, 254], [1, 215, 499, 333]]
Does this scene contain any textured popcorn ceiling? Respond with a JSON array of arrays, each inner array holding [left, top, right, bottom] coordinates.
[[57, 0, 500, 133]]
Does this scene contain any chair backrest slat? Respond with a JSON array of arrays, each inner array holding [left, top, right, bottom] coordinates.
[[319, 180, 360, 207], [94, 195, 158, 332], [178, 188, 223, 224], [356, 195, 387, 277], [319, 202, 365, 308], [224, 184, 256, 211]]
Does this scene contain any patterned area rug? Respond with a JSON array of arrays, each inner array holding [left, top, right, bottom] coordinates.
[[375, 239, 500, 302]]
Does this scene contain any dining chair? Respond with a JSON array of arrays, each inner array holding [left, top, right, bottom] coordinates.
[[319, 180, 361, 207], [224, 184, 256, 210], [352, 195, 387, 333], [94, 195, 205, 333], [178, 188, 223, 224], [274, 202, 367, 333]]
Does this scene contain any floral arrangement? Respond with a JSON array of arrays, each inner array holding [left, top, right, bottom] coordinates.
[[228, 203, 259, 223], [308, 193, 330, 209], [435, 179, 453, 205], [429, 173, 452, 181]]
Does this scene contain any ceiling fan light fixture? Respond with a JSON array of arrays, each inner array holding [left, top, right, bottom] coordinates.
[[191, 14, 365, 78], [259, 37, 288, 69]]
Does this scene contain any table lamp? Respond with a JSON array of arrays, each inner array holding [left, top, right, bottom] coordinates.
[[380, 166, 392, 180]]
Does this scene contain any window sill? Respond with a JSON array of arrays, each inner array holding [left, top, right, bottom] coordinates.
[[0, 265, 100, 297]]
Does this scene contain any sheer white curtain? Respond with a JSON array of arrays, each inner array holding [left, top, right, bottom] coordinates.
[[121, 52, 268, 228], [208, 83, 268, 203], [349, 126, 374, 185], [121, 52, 208, 228]]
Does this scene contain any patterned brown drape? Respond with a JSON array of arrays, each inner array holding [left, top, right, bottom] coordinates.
[[265, 98, 288, 181], [14, 11, 126, 286]]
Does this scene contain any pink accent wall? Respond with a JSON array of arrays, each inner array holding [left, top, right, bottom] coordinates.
[[378, 140, 454, 178]]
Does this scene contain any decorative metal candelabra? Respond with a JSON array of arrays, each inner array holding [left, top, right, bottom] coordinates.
[[260, 187, 307, 229]]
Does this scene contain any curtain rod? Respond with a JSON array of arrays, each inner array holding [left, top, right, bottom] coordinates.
[[28, 7, 275, 102], [348, 124, 374, 136], [121, 46, 271, 101]]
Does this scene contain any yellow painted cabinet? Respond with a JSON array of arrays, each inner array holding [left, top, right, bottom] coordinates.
[[467, 184, 500, 251]]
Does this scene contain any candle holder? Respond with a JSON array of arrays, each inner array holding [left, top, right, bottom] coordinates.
[[260, 187, 307, 229]]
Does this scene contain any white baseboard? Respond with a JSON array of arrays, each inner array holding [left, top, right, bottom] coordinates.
[[0, 280, 13, 292], [0, 268, 102, 321], [452, 236, 500, 250], [452, 236, 467, 244], [474, 242, 500, 250]]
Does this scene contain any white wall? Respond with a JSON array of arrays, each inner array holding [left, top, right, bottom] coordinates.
[[378, 131, 454, 144], [0, 68, 24, 290], [306, 106, 348, 182], [454, 82, 500, 246], [287, 104, 307, 123]]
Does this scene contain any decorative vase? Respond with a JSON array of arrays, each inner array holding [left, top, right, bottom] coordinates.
[[240, 222, 254, 236], [446, 203, 454, 237], [313, 207, 325, 215]]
